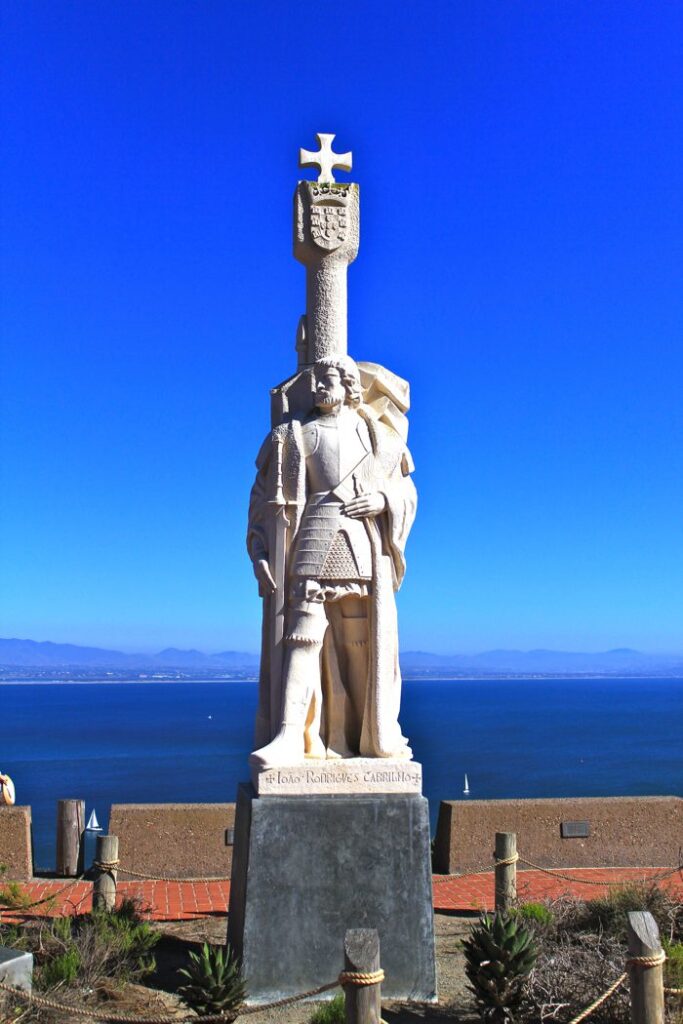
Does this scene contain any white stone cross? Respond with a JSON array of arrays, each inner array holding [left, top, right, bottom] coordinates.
[[299, 133, 352, 183]]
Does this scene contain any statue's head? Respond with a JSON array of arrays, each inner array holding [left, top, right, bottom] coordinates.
[[314, 356, 362, 411]]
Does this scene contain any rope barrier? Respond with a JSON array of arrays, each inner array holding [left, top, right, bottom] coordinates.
[[115, 867, 230, 883], [0, 977, 342, 1022], [433, 858, 682, 888], [494, 853, 519, 867], [517, 857, 683, 888], [339, 969, 385, 986], [0, 874, 89, 913], [565, 972, 627, 1024], [627, 950, 666, 969], [0, 957, 390, 1022]]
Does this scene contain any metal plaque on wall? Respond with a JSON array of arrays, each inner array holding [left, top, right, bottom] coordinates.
[[561, 820, 590, 838]]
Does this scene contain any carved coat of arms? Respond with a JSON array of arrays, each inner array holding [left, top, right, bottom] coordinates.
[[309, 203, 347, 251]]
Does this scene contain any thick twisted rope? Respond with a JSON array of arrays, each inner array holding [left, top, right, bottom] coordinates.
[[627, 950, 666, 969], [92, 860, 120, 872], [0, 978, 342, 1022], [433, 858, 682, 887], [0, 874, 89, 912], [494, 853, 519, 867], [114, 866, 230, 883], [566, 972, 627, 1024], [339, 969, 385, 986], [517, 857, 682, 887]]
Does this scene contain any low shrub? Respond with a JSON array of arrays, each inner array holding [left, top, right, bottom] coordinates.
[[516, 902, 553, 929], [525, 931, 630, 1024], [0, 878, 33, 912], [309, 992, 345, 1024], [40, 947, 81, 989], [584, 882, 675, 942], [664, 938, 683, 989], [29, 899, 160, 992]]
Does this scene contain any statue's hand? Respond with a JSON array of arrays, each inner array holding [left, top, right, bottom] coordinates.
[[344, 491, 387, 519], [254, 558, 276, 597]]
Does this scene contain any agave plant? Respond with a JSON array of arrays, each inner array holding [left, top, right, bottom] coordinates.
[[463, 912, 538, 1024], [178, 941, 247, 1019]]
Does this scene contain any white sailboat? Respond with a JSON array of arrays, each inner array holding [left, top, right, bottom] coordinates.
[[86, 809, 102, 832], [463, 773, 470, 796]]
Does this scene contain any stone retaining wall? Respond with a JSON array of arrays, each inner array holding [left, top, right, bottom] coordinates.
[[108, 803, 235, 880], [0, 806, 33, 880], [433, 795, 682, 875]]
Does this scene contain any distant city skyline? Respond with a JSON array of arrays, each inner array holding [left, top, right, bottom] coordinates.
[[2, 2, 682, 655]]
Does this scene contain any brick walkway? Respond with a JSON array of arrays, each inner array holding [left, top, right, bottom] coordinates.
[[433, 866, 683, 912], [2, 867, 680, 923]]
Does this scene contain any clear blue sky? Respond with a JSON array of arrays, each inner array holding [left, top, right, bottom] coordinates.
[[1, 1, 681, 654]]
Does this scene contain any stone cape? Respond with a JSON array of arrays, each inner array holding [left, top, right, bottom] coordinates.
[[252, 757, 423, 795]]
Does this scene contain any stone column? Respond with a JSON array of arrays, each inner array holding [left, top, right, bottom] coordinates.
[[293, 180, 359, 364]]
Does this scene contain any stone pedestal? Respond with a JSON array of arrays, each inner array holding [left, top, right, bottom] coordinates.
[[228, 782, 436, 1004]]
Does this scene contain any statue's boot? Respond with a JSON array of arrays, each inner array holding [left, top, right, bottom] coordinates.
[[249, 655, 317, 768]]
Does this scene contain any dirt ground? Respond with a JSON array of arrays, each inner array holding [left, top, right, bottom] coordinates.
[[0, 911, 478, 1023], [148, 910, 479, 1024]]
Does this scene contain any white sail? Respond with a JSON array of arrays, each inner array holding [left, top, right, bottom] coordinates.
[[86, 809, 102, 832], [463, 773, 470, 795]]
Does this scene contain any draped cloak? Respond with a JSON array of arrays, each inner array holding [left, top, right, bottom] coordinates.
[[247, 404, 417, 758]]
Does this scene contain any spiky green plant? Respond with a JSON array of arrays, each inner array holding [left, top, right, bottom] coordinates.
[[178, 942, 246, 1018], [463, 912, 538, 1024]]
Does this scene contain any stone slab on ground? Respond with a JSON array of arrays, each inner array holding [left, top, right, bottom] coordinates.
[[0, 948, 33, 992], [433, 795, 683, 874], [228, 784, 436, 1004], [108, 802, 235, 880], [252, 758, 422, 795], [0, 806, 32, 880]]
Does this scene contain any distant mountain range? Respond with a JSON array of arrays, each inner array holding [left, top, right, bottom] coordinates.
[[0, 639, 258, 670], [399, 647, 683, 675], [1, 638, 682, 677]]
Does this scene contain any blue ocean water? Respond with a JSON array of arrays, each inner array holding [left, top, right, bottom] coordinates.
[[1, 678, 681, 871]]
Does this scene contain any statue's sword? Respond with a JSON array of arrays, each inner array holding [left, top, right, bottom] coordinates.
[[267, 435, 289, 740]]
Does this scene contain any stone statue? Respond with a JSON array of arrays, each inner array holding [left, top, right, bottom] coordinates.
[[229, 137, 436, 1005], [246, 134, 417, 772]]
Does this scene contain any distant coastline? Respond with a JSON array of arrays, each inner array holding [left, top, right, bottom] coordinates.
[[2, 673, 683, 685], [2, 636, 682, 682]]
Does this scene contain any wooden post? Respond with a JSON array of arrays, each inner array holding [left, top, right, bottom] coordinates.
[[343, 928, 382, 1024], [56, 799, 85, 877], [93, 834, 119, 912], [494, 831, 517, 913], [627, 910, 665, 1024]]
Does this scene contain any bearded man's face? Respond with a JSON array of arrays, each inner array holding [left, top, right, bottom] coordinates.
[[314, 367, 346, 410]]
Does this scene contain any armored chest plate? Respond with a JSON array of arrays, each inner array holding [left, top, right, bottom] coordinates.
[[291, 497, 372, 581]]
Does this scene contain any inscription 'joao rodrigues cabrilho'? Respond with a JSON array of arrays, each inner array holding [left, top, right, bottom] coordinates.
[[255, 759, 423, 795]]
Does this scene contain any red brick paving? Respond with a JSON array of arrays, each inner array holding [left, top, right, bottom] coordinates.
[[432, 866, 683, 912], [2, 868, 680, 923]]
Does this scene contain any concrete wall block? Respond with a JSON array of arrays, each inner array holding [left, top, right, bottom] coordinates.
[[433, 795, 683, 874], [108, 803, 235, 879], [0, 807, 33, 881]]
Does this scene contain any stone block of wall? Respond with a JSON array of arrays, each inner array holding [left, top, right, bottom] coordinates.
[[0, 807, 33, 881], [433, 796, 682, 875], [108, 803, 235, 880]]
